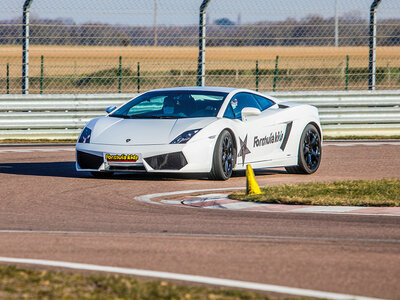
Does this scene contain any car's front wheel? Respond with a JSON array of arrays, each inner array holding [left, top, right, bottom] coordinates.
[[209, 130, 236, 180], [286, 123, 321, 174]]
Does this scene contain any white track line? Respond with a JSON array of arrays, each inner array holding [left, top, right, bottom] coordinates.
[[0, 257, 378, 300], [135, 188, 244, 205], [0, 148, 74, 153], [324, 141, 400, 147]]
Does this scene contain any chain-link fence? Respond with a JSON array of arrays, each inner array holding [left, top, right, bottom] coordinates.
[[1, 0, 400, 94]]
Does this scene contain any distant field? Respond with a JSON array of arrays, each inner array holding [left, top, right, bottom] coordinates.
[[1, 45, 399, 77], [1, 45, 399, 93]]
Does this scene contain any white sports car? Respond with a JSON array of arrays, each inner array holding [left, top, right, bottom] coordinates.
[[76, 87, 322, 180]]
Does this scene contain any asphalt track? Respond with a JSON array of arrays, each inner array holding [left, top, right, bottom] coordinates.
[[0, 142, 399, 299]]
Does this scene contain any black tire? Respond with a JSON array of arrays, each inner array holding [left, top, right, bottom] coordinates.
[[285, 123, 321, 174], [209, 130, 236, 180], [90, 171, 114, 178]]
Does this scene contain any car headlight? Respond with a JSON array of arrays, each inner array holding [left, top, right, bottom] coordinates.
[[170, 129, 201, 144], [78, 127, 92, 143]]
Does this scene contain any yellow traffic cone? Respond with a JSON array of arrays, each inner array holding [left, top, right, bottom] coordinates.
[[246, 164, 262, 195]]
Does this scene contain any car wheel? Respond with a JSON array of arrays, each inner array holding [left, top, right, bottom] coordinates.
[[209, 130, 236, 180], [90, 171, 114, 178], [286, 123, 321, 174]]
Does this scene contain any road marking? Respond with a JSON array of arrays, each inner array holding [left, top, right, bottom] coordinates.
[[135, 190, 400, 216], [207, 201, 257, 210], [135, 188, 244, 205], [1, 230, 399, 244], [0, 256, 378, 300], [324, 141, 400, 147], [0, 148, 74, 153], [160, 200, 182, 204], [290, 206, 364, 213]]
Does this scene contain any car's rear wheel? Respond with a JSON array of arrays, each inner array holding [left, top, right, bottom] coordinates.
[[209, 130, 236, 180], [90, 171, 114, 178], [285, 123, 321, 174]]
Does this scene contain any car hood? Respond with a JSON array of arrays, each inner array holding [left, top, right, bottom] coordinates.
[[90, 116, 217, 145]]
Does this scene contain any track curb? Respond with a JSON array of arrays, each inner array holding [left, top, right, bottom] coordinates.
[[135, 188, 400, 216]]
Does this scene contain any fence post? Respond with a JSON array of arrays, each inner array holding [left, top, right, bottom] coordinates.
[[368, 0, 382, 90], [196, 0, 211, 87], [153, 0, 158, 46], [40, 55, 44, 94], [273, 55, 279, 92], [345, 55, 349, 91], [118, 56, 122, 93], [22, 0, 34, 94], [6, 63, 10, 94], [255, 60, 259, 91], [137, 62, 140, 93], [334, 0, 339, 47]]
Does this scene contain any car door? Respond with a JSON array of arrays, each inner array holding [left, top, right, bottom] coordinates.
[[223, 92, 265, 167], [252, 94, 292, 163], [224, 92, 289, 168]]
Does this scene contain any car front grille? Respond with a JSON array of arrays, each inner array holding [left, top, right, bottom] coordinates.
[[108, 165, 146, 172]]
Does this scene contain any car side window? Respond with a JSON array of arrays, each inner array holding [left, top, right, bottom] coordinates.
[[223, 92, 261, 120], [253, 94, 275, 111], [223, 104, 235, 119]]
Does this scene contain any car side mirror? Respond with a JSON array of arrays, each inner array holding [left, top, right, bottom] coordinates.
[[105, 106, 117, 114], [241, 107, 261, 121]]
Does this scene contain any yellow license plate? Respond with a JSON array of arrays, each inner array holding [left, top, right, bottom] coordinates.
[[105, 153, 140, 162]]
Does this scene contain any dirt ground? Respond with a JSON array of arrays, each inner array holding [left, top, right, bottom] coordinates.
[[2, 45, 399, 76]]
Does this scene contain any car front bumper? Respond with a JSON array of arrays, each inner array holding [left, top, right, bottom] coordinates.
[[75, 138, 216, 173]]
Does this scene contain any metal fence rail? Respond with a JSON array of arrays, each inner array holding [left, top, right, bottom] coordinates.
[[1, 0, 400, 94], [0, 90, 399, 139]]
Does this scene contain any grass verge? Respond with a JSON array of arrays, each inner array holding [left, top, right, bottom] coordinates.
[[0, 265, 278, 300], [229, 179, 400, 207]]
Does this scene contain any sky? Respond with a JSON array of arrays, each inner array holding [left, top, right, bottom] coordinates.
[[1, 0, 399, 25]]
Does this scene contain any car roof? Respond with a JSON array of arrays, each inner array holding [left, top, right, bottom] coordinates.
[[148, 86, 239, 93]]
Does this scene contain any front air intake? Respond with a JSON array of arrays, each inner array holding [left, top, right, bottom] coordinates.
[[76, 151, 103, 169], [144, 152, 187, 170]]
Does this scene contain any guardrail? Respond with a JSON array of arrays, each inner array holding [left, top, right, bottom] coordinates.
[[0, 90, 399, 139]]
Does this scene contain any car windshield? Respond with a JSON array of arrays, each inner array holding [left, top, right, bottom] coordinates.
[[110, 90, 228, 119]]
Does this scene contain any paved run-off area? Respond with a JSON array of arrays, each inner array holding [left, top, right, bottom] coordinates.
[[0, 141, 399, 298]]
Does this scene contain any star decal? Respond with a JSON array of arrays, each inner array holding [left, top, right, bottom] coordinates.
[[238, 134, 251, 166]]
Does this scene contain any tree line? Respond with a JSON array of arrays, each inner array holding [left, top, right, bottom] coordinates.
[[1, 14, 399, 46]]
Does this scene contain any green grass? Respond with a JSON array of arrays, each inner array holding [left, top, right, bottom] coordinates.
[[0, 265, 282, 300], [3, 65, 400, 95], [229, 179, 400, 207]]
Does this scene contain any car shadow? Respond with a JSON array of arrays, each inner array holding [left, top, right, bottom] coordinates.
[[0, 162, 287, 181], [0, 161, 78, 178], [232, 168, 287, 177], [0, 161, 206, 181]]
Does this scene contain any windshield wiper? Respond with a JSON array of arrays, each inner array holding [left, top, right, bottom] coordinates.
[[111, 114, 184, 119], [159, 116, 184, 119], [109, 114, 129, 119], [128, 115, 162, 119], [128, 115, 184, 119]]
